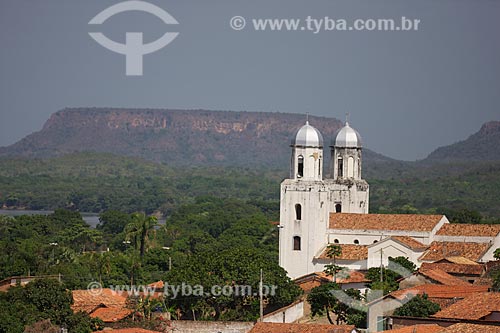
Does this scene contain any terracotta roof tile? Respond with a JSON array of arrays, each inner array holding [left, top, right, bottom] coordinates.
[[438, 323, 500, 333], [147, 280, 164, 289], [329, 213, 443, 231], [90, 307, 133, 322], [315, 270, 371, 284], [433, 292, 500, 320], [436, 223, 500, 237], [419, 242, 490, 262], [436, 256, 480, 265], [392, 236, 428, 251], [72, 289, 128, 313], [383, 324, 442, 333], [417, 267, 470, 286], [420, 262, 484, 276], [317, 244, 368, 260], [93, 329, 162, 333], [249, 322, 355, 333], [389, 284, 489, 300]]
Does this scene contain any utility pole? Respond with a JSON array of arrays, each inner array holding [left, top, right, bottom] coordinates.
[[259, 269, 264, 322], [380, 248, 383, 283]]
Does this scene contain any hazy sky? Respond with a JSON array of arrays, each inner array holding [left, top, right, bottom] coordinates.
[[0, 0, 499, 160]]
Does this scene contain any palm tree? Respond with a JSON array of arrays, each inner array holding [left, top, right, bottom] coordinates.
[[324, 244, 342, 283], [125, 213, 159, 257]]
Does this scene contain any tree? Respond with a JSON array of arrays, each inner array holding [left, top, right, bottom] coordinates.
[[125, 213, 159, 257], [388, 256, 416, 275], [323, 244, 343, 283], [494, 248, 500, 260], [393, 294, 440, 317], [307, 283, 366, 326]]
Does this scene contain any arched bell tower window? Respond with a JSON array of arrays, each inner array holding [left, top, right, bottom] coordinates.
[[295, 204, 302, 220], [297, 155, 304, 178], [293, 236, 301, 251], [335, 204, 342, 213], [337, 158, 343, 178]]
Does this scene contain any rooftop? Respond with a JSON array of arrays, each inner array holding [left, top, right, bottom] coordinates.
[[437, 323, 500, 333], [383, 324, 442, 333], [389, 284, 489, 300], [93, 329, 161, 333], [89, 306, 133, 322], [72, 288, 128, 313], [329, 213, 444, 232], [316, 270, 371, 284], [436, 223, 500, 237], [392, 236, 428, 251], [316, 244, 368, 261], [419, 242, 491, 262], [417, 267, 471, 286], [249, 322, 355, 333], [433, 292, 500, 320], [420, 262, 484, 276]]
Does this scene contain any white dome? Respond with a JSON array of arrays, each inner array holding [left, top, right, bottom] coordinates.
[[291, 121, 324, 147], [334, 122, 362, 148]]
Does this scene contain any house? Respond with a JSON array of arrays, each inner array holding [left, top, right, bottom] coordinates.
[[432, 292, 500, 322], [382, 324, 442, 333], [72, 288, 132, 323], [249, 322, 356, 333], [399, 266, 471, 289]]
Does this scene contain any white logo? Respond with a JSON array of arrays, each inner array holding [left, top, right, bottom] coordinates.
[[89, 1, 179, 76]]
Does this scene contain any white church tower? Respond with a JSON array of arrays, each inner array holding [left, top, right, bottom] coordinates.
[[279, 119, 369, 279]]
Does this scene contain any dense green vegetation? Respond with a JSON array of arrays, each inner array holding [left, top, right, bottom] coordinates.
[[0, 278, 103, 333], [0, 198, 300, 325], [1, 153, 500, 220], [393, 294, 441, 318]]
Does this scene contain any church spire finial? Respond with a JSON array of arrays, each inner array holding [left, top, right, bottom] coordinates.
[[306, 112, 309, 125], [345, 112, 350, 126]]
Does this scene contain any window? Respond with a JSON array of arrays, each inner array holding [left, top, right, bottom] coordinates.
[[354, 239, 359, 245], [337, 158, 343, 178], [295, 204, 302, 220], [335, 203, 342, 213], [293, 236, 301, 251], [373, 240, 378, 243], [318, 158, 322, 176], [333, 239, 339, 244], [298, 155, 304, 177]]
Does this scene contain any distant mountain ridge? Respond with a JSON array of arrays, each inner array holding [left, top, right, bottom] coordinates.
[[424, 121, 500, 162], [0, 108, 392, 168]]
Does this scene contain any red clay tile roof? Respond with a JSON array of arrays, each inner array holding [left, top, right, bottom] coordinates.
[[90, 307, 133, 322], [317, 244, 368, 260], [417, 267, 470, 286], [315, 270, 371, 284], [436, 223, 500, 237], [392, 236, 428, 251], [436, 256, 480, 265], [72, 289, 128, 313], [389, 284, 489, 300], [420, 262, 484, 276], [147, 280, 164, 289], [329, 213, 443, 231], [249, 322, 355, 333], [419, 242, 490, 262], [93, 329, 161, 333], [383, 324, 442, 333], [438, 323, 500, 333], [433, 292, 500, 320]]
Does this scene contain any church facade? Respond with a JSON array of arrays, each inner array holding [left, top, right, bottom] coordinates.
[[279, 121, 500, 280]]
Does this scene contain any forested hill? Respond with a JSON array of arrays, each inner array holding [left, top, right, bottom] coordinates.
[[424, 121, 500, 162], [0, 108, 392, 167]]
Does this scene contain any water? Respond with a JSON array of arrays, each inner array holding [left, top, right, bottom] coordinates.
[[0, 209, 101, 228]]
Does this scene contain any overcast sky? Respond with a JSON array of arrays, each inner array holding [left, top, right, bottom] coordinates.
[[0, 0, 499, 160]]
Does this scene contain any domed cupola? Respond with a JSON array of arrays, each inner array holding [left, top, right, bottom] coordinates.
[[333, 122, 362, 148], [289, 121, 324, 181], [330, 121, 363, 180], [292, 121, 324, 148]]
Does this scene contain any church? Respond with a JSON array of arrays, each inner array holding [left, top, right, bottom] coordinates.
[[279, 120, 500, 280]]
